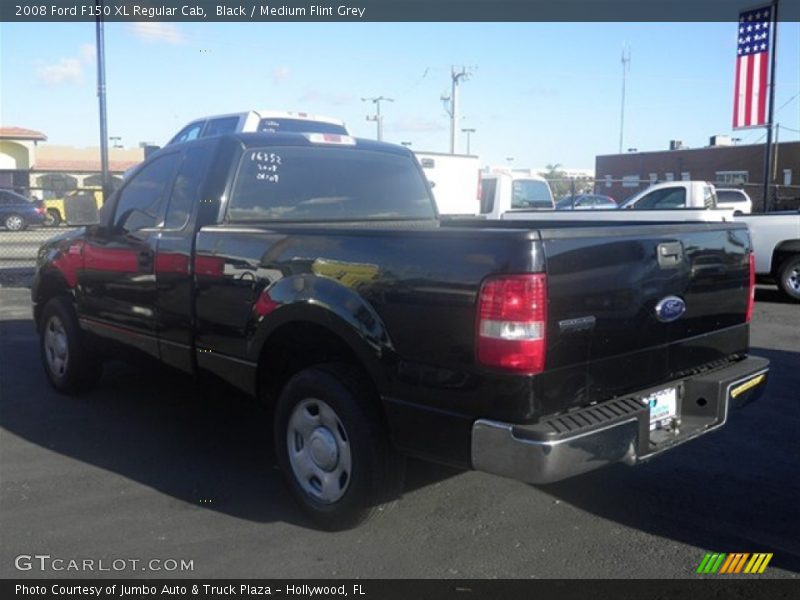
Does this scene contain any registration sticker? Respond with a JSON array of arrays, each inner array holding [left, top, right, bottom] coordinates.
[[643, 387, 678, 431]]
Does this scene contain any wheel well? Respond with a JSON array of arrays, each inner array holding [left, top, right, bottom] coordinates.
[[257, 321, 376, 406], [771, 242, 800, 276], [33, 273, 70, 329]]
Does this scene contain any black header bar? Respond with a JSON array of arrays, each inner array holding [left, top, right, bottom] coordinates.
[[4, 0, 800, 23]]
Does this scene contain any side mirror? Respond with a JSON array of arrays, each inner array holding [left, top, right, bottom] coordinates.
[[64, 193, 100, 226]]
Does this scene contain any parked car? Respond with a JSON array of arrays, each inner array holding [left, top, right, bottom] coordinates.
[[556, 194, 617, 210], [736, 211, 800, 300], [716, 188, 753, 215], [620, 181, 718, 210], [43, 189, 105, 227], [33, 132, 768, 529], [0, 189, 46, 231], [166, 110, 349, 146]]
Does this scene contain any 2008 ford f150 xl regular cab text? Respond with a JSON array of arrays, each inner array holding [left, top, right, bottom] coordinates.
[[32, 133, 769, 529]]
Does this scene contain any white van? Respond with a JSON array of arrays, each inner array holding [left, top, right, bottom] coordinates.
[[166, 110, 349, 145], [415, 152, 481, 215], [478, 170, 555, 219]]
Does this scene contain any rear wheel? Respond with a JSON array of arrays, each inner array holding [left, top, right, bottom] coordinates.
[[39, 297, 102, 393], [4, 214, 26, 231], [45, 209, 62, 227], [274, 363, 404, 530], [777, 255, 800, 301]]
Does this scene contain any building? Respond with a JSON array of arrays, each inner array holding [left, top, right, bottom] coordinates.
[[0, 127, 47, 190], [595, 139, 800, 210], [0, 126, 144, 198]]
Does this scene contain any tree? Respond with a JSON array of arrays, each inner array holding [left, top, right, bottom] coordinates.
[[540, 163, 572, 199]]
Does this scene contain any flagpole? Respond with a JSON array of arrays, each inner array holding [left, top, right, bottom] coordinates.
[[761, 0, 779, 212]]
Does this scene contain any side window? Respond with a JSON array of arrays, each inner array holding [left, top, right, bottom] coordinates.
[[114, 153, 181, 232], [633, 187, 686, 209], [703, 186, 717, 208], [164, 143, 215, 229], [169, 121, 204, 145], [480, 178, 497, 214], [202, 117, 239, 138]]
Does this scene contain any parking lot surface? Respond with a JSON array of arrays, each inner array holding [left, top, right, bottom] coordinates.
[[1, 274, 798, 579]]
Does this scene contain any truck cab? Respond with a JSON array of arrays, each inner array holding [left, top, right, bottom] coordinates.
[[479, 169, 555, 219]]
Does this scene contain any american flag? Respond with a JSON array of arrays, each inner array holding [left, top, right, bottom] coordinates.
[[733, 5, 773, 129]]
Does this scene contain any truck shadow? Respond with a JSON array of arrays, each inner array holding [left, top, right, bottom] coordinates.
[[755, 285, 795, 304], [538, 344, 800, 575], [0, 318, 459, 530]]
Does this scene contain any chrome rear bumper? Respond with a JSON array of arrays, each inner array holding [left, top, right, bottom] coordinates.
[[471, 356, 769, 485]]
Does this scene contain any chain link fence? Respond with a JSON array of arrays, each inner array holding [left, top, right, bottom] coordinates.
[[0, 186, 105, 269], [2, 180, 798, 269]]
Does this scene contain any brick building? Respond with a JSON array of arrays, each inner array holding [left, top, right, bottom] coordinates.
[[595, 140, 800, 211]]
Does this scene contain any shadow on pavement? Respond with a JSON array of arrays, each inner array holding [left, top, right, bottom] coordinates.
[[539, 345, 800, 574], [0, 318, 460, 530]]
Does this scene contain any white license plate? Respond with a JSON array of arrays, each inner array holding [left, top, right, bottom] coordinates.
[[644, 387, 677, 431]]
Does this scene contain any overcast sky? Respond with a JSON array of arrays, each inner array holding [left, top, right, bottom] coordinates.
[[2, 21, 799, 170]]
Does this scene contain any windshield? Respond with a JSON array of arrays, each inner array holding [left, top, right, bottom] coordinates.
[[228, 147, 435, 222], [511, 179, 553, 209]]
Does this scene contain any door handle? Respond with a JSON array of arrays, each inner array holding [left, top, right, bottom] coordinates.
[[138, 250, 153, 268], [657, 242, 683, 269]]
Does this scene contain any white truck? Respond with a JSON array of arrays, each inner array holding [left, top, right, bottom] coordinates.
[[478, 169, 555, 219], [415, 151, 481, 215], [736, 211, 800, 300], [619, 180, 718, 210]]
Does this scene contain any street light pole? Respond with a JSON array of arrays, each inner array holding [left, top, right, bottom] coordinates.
[[461, 128, 476, 155], [95, 0, 110, 201]]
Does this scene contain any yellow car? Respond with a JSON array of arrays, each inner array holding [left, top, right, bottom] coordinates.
[[44, 190, 104, 226]]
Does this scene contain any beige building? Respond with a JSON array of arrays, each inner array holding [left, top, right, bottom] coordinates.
[[0, 126, 144, 198]]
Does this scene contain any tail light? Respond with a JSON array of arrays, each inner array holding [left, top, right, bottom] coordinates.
[[476, 274, 547, 374], [476, 173, 482, 201], [746, 252, 755, 323], [36, 206, 46, 215]]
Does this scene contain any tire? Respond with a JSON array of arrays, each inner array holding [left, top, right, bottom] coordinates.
[[4, 214, 26, 231], [274, 363, 404, 530], [777, 255, 800, 302], [39, 297, 102, 393], [45, 209, 62, 227]]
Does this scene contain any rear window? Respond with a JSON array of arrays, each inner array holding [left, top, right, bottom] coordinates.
[[717, 190, 747, 203], [511, 179, 553, 209], [479, 177, 497, 214], [228, 147, 435, 222], [257, 118, 347, 135]]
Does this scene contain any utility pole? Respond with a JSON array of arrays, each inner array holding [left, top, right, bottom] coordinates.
[[461, 128, 476, 155], [442, 66, 472, 154], [361, 96, 393, 141], [95, 0, 110, 201], [762, 0, 779, 212], [618, 44, 631, 155]]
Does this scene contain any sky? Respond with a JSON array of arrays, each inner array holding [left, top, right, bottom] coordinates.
[[1, 20, 799, 171]]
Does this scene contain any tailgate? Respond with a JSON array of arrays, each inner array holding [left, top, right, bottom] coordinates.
[[536, 223, 752, 414]]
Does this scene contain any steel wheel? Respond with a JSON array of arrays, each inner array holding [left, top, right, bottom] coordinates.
[[787, 265, 800, 294], [5, 215, 24, 231], [44, 314, 69, 378], [287, 397, 352, 504]]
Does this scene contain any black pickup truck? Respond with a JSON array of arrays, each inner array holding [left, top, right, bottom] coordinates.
[[33, 133, 769, 528]]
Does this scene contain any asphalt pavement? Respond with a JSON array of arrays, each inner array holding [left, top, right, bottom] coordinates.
[[0, 275, 798, 579]]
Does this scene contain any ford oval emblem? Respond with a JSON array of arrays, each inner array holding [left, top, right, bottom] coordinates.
[[655, 296, 686, 322]]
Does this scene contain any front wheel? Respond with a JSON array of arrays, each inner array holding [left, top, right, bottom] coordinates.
[[4, 214, 26, 231], [39, 297, 102, 393], [777, 255, 800, 301], [274, 363, 404, 530]]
